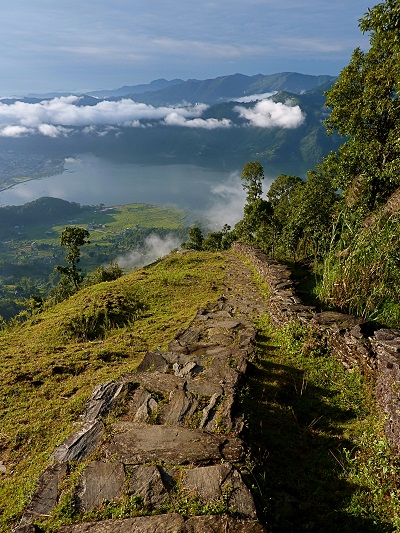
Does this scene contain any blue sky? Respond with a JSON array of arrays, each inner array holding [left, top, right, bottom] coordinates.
[[2, 0, 371, 96]]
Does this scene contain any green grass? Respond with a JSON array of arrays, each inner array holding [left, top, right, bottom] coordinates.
[[17, 203, 188, 244], [318, 211, 400, 327], [0, 250, 226, 532], [242, 314, 400, 532]]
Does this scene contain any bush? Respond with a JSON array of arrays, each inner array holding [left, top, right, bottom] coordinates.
[[63, 290, 147, 341]]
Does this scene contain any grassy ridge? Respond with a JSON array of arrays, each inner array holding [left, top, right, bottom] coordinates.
[[0, 250, 226, 531]]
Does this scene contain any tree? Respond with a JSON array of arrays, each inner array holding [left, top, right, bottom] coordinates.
[[236, 161, 272, 245], [84, 261, 123, 286], [241, 161, 264, 204], [55, 227, 90, 292], [323, 0, 400, 211], [181, 225, 204, 250]]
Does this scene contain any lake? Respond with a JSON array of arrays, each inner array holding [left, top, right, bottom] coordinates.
[[0, 154, 240, 210], [0, 154, 278, 228]]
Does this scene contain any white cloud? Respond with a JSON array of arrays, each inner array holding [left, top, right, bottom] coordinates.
[[203, 172, 246, 228], [203, 170, 276, 228], [115, 233, 181, 270], [233, 92, 276, 103], [164, 112, 232, 129], [0, 125, 33, 137], [0, 94, 305, 136], [234, 99, 305, 128], [0, 97, 213, 136]]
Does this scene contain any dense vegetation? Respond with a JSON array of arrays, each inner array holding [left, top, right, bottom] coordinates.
[[194, 0, 400, 328]]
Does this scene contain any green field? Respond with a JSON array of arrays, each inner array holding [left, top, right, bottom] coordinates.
[[0, 201, 190, 319]]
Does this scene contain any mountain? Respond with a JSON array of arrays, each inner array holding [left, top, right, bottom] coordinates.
[[87, 78, 184, 98], [101, 72, 336, 106]]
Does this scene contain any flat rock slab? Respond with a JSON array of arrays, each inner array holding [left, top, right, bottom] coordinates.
[[77, 461, 125, 512], [57, 514, 185, 532], [102, 422, 244, 465], [57, 515, 266, 532], [82, 382, 129, 422], [20, 463, 68, 524], [133, 372, 184, 395], [182, 464, 257, 518], [127, 464, 167, 506], [136, 351, 169, 373]]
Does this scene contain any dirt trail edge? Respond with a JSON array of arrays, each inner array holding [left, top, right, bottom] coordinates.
[[14, 252, 268, 533]]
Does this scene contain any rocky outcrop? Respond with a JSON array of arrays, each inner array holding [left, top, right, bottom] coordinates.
[[16, 256, 267, 532], [232, 242, 400, 454]]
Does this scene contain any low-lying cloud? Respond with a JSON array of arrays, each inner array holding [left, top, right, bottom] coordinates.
[[235, 99, 305, 128], [114, 233, 181, 270], [0, 94, 305, 137], [164, 112, 231, 129], [203, 171, 276, 229], [0, 96, 225, 137]]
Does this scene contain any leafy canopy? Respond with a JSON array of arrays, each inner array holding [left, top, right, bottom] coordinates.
[[323, 0, 400, 211]]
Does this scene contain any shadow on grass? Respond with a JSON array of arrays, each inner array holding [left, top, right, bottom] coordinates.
[[242, 340, 389, 532]]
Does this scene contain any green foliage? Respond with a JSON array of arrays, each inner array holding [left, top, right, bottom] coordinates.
[[181, 225, 204, 250], [55, 226, 90, 294], [322, 0, 400, 211], [62, 289, 147, 341], [84, 261, 123, 286], [236, 166, 337, 262], [241, 161, 264, 204], [318, 210, 400, 325]]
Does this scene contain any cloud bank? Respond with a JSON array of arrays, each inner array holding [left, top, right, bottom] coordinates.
[[235, 99, 305, 128], [115, 233, 181, 270], [0, 95, 305, 137]]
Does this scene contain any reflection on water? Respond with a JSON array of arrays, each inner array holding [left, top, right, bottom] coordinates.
[[0, 155, 239, 213]]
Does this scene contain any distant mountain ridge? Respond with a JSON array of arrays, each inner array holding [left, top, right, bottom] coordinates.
[[93, 72, 336, 105], [23, 72, 336, 105]]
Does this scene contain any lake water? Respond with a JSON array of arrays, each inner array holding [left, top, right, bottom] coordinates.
[[0, 155, 241, 215]]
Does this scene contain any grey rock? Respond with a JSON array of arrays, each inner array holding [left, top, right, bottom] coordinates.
[[160, 389, 198, 426], [57, 514, 186, 532], [82, 382, 129, 422], [77, 461, 125, 511], [173, 361, 198, 378], [102, 422, 244, 464], [185, 516, 266, 532], [182, 464, 257, 517], [202, 355, 240, 388], [186, 378, 224, 398], [136, 351, 169, 373], [51, 420, 104, 463], [20, 463, 67, 524], [127, 465, 167, 506], [134, 371, 184, 395], [130, 389, 158, 422], [199, 393, 220, 429]]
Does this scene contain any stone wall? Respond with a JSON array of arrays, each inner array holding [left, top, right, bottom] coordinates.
[[232, 242, 400, 454]]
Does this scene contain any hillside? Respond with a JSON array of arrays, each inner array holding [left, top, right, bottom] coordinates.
[[3, 248, 400, 531], [0, 250, 227, 530]]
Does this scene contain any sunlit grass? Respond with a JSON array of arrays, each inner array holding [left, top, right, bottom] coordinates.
[[0, 250, 226, 531]]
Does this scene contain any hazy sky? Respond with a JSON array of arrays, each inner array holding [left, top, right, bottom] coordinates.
[[2, 0, 371, 96]]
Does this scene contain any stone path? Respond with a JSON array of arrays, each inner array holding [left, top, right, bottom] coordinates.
[[15, 252, 268, 533]]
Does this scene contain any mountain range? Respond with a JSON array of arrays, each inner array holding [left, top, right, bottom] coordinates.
[[27, 71, 336, 105], [0, 72, 341, 184]]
